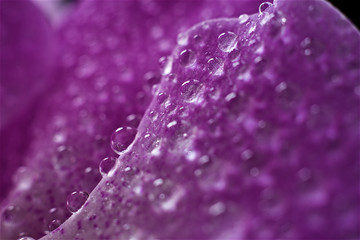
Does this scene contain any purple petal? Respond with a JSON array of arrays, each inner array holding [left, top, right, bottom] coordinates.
[[42, 0, 360, 239], [0, 0, 55, 201], [0, 0, 264, 239]]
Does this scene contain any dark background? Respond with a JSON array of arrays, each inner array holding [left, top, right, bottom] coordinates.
[[328, 0, 359, 28]]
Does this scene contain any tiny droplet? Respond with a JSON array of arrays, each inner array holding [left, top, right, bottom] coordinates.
[[49, 219, 62, 231]]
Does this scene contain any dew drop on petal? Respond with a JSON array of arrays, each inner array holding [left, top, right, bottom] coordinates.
[[259, 2, 272, 14], [66, 191, 89, 213], [159, 56, 173, 75], [179, 49, 196, 67], [177, 32, 189, 46], [48, 219, 62, 231], [238, 14, 249, 24], [218, 32, 237, 52], [180, 79, 202, 102], [99, 157, 117, 176], [111, 127, 137, 154]]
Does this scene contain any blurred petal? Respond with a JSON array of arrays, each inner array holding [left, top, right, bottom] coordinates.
[[0, 0, 55, 200]]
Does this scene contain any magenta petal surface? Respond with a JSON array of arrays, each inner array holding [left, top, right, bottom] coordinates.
[[0, 0, 55, 201], [42, 0, 360, 239], [0, 0, 264, 239]]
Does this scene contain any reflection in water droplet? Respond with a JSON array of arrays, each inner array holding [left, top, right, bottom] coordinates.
[[17, 237, 35, 240], [177, 32, 188, 46], [48, 219, 62, 231], [238, 14, 249, 24], [99, 157, 117, 176], [259, 2, 272, 14], [209, 202, 226, 216], [159, 56, 173, 75], [179, 49, 196, 67], [144, 72, 161, 86], [111, 127, 137, 154], [218, 32, 237, 52], [66, 191, 89, 213], [180, 79, 202, 102], [207, 57, 224, 75], [54, 146, 75, 170]]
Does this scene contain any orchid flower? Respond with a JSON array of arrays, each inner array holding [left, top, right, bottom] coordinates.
[[0, 0, 359, 239]]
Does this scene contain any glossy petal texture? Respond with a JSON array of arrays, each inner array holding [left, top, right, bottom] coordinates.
[[0, 0, 264, 239], [0, 0, 55, 201], [43, 0, 360, 239]]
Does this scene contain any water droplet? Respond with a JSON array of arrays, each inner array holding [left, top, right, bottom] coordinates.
[[144, 72, 161, 86], [225, 92, 237, 102], [99, 157, 117, 176], [238, 14, 249, 24], [180, 79, 202, 102], [259, 2, 272, 14], [159, 56, 173, 75], [193, 34, 203, 46], [275, 82, 287, 93], [209, 202, 226, 216], [177, 32, 188, 46], [248, 22, 257, 34], [111, 127, 137, 154], [167, 120, 178, 128], [120, 166, 140, 186], [48, 219, 62, 231], [2, 206, 23, 223], [179, 49, 196, 67], [207, 57, 224, 75], [165, 73, 177, 84], [218, 32, 237, 52], [142, 133, 160, 152], [153, 178, 164, 186], [301, 37, 313, 56], [157, 92, 169, 104], [54, 146, 75, 170], [17, 237, 35, 240], [126, 114, 141, 128], [66, 191, 89, 213]]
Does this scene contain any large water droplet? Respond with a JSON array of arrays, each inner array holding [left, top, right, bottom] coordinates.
[[66, 191, 89, 213], [111, 127, 137, 154], [259, 2, 272, 14], [179, 49, 196, 67], [48, 219, 62, 231], [218, 32, 237, 52], [180, 79, 202, 102], [99, 157, 117, 176], [238, 14, 249, 24]]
